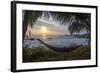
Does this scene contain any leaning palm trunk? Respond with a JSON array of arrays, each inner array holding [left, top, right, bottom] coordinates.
[[23, 11, 29, 41]]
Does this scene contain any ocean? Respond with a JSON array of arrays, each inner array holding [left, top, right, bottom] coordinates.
[[24, 35, 89, 48]]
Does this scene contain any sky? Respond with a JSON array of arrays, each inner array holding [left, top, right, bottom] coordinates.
[[26, 11, 88, 37], [26, 13, 70, 36], [26, 20, 70, 36], [32, 18, 70, 35]]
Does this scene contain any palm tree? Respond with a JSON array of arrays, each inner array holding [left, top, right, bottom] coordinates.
[[68, 14, 90, 34], [23, 11, 90, 40], [49, 12, 90, 34], [23, 10, 42, 40]]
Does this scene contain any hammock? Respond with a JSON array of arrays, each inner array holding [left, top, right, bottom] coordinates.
[[37, 38, 87, 52], [27, 31, 88, 52]]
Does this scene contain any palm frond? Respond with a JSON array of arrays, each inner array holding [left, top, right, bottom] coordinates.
[[50, 12, 72, 25], [28, 11, 42, 27], [68, 22, 88, 34]]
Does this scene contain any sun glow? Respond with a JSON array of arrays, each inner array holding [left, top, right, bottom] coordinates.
[[41, 26, 48, 34], [40, 26, 48, 39]]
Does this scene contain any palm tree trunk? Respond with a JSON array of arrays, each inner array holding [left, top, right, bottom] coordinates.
[[23, 11, 29, 41]]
